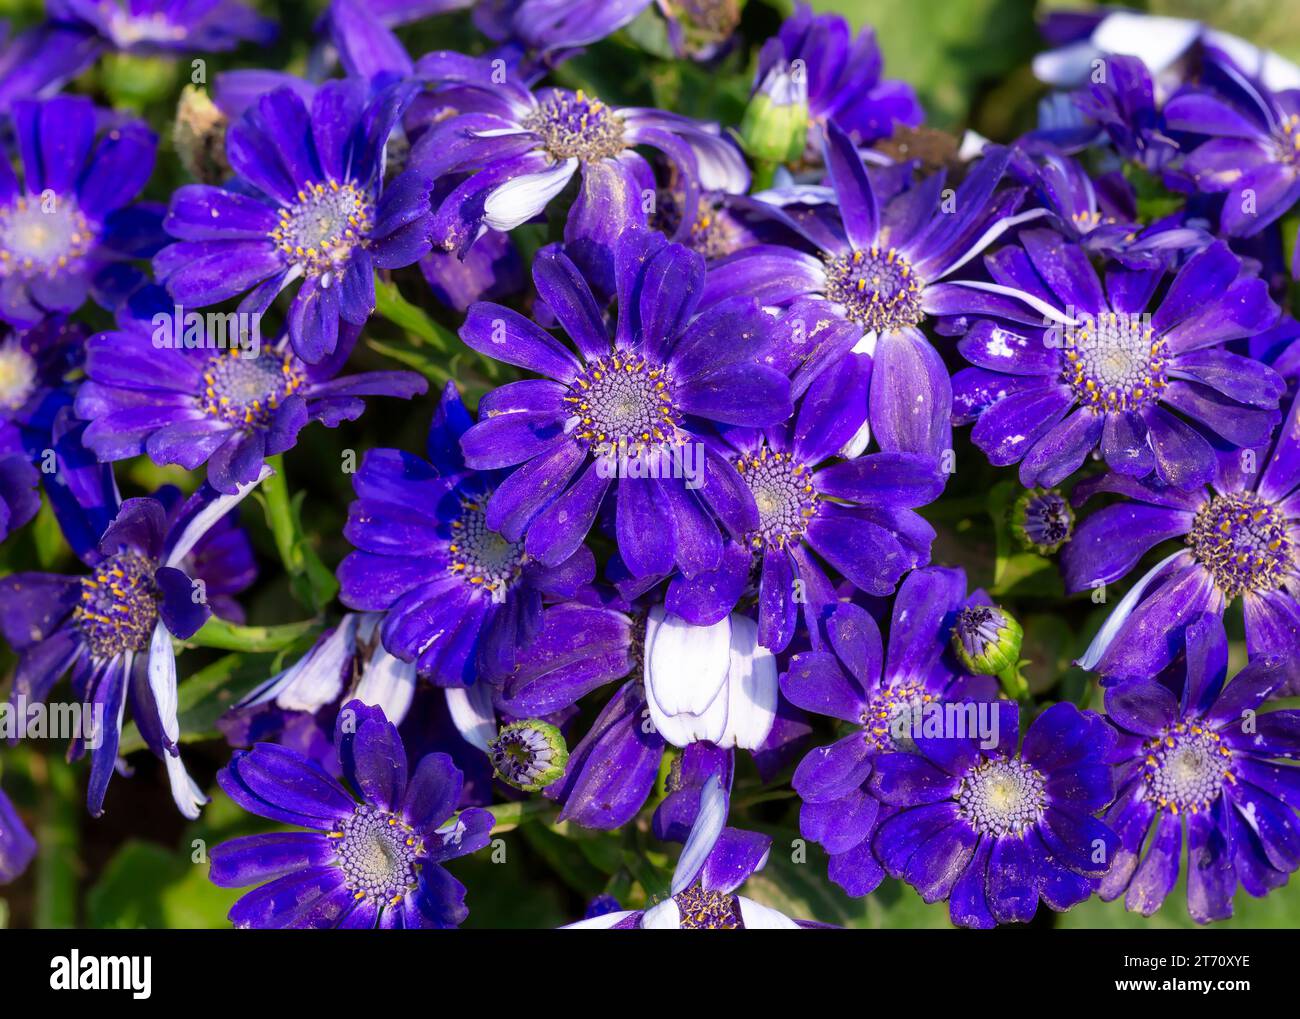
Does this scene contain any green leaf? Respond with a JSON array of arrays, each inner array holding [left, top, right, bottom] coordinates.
[[35, 754, 80, 929], [183, 616, 320, 653], [373, 277, 460, 353], [256, 455, 338, 612], [485, 800, 556, 833]]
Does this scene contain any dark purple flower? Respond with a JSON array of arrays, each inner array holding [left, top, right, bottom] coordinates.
[[1072, 54, 1181, 171], [455, 237, 791, 580], [0, 428, 38, 542], [954, 236, 1282, 490], [1064, 392, 1300, 681], [73, 286, 426, 494], [756, 2, 922, 148], [1166, 57, 1300, 274], [705, 121, 1039, 460], [0, 786, 35, 884], [155, 80, 431, 363], [408, 58, 747, 288], [473, 0, 652, 58], [562, 770, 811, 927], [665, 369, 944, 650], [210, 700, 492, 928], [46, 0, 276, 54], [871, 700, 1117, 927], [779, 567, 998, 896], [1100, 613, 1300, 922], [338, 382, 595, 686], [0, 20, 102, 116], [1, 97, 159, 328], [0, 475, 268, 816]]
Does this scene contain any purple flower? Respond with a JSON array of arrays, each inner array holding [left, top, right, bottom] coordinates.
[[455, 237, 791, 580], [563, 771, 811, 928], [46, 0, 276, 54], [871, 700, 1117, 927], [155, 80, 432, 363], [705, 121, 1039, 460], [1, 97, 159, 328], [210, 700, 492, 928], [1071, 54, 1180, 171], [0, 21, 102, 116], [0, 429, 38, 542], [756, 2, 922, 148], [0, 787, 35, 884], [954, 237, 1282, 490], [73, 286, 426, 494], [779, 567, 998, 896], [0, 474, 269, 816], [472, 0, 652, 58], [409, 59, 747, 288], [1165, 59, 1300, 275], [338, 382, 595, 686], [1100, 614, 1300, 923], [1064, 392, 1300, 681], [663, 372, 944, 649]]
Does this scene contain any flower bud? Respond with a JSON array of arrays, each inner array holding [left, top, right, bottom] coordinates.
[[488, 719, 568, 792], [739, 59, 808, 163], [952, 604, 1023, 677], [173, 85, 229, 185], [1011, 487, 1074, 555]]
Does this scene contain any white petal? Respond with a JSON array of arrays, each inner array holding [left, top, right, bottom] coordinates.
[[164, 464, 274, 568], [644, 669, 729, 749], [850, 329, 877, 356], [240, 615, 358, 712], [445, 682, 496, 752], [671, 772, 728, 894], [1032, 41, 1102, 87], [645, 606, 731, 716], [1091, 13, 1200, 76], [1076, 549, 1193, 671], [1205, 30, 1300, 92], [483, 158, 577, 232], [684, 133, 750, 194], [354, 647, 417, 725], [147, 622, 180, 746], [560, 909, 639, 929], [752, 184, 836, 207], [838, 416, 872, 459], [718, 615, 777, 751], [957, 130, 991, 161], [164, 752, 208, 820], [931, 209, 1049, 281], [736, 895, 800, 929], [640, 899, 682, 929]]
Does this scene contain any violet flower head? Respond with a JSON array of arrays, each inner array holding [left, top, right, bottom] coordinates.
[[210, 700, 493, 928], [73, 286, 427, 494], [338, 382, 595, 687], [1101, 614, 1300, 923], [1, 97, 159, 328], [779, 567, 998, 896], [705, 121, 1040, 460], [409, 57, 747, 287], [0, 474, 269, 817], [155, 80, 432, 363], [563, 771, 810, 928], [46, 0, 276, 54], [455, 237, 791, 581], [757, 2, 923, 147], [954, 236, 1282, 491], [871, 700, 1118, 927], [1064, 392, 1300, 681]]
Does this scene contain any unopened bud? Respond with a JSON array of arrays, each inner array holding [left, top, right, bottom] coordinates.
[[1011, 487, 1075, 555], [739, 60, 808, 164], [174, 85, 229, 185], [488, 719, 568, 792], [952, 605, 1023, 677]]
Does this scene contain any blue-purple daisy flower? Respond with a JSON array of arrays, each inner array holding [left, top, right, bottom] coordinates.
[[73, 286, 426, 494], [704, 120, 1040, 460], [210, 700, 492, 928], [455, 236, 791, 580], [409, 59, 747, 287], [1064, 392, 1300, 681], [870, 700, 1118, 927], [1100, 613, 1300, 923], [155, 79, 432, 363], [954, 236, 1282, 490], [1, 96, 160, 327], [0, 473, 268, 816], [46, 0, 276, 54], [562, 771, 811, 928], [780, 567, 998, 896], [338, 382, 595, 687]]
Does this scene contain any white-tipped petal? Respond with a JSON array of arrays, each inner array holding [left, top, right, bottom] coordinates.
[[1076, 549, 1192, 670], [1091, 13, 1200, 77], [736, 895, 800, 929], [147, 621, 180, 748], [718, 615, 777, 751], [560, 909, 639, 929], [483, 158, 577, 231], [240, 615, 359, 712], [164, 464, 274, 568], [445, 682, 497, 752], [644, 606, 731, 717], [671, 772, 728, 894], [640, 898, 682, 929], [165, 752, 209, 820], [355, 646, 418, 725]]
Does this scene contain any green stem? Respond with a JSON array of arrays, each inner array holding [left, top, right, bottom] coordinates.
[[35, 754, 79, 929], [183, 616, 319, 652], [996, 662, 1031, 704]]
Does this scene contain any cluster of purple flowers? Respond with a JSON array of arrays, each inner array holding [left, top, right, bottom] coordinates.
[[1, 1, 1299, 931]]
